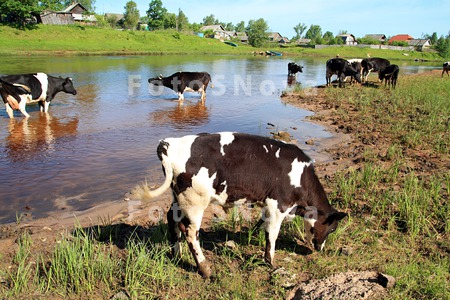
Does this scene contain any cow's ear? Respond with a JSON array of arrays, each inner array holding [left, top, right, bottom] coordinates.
[[325, 211, 347, 224]]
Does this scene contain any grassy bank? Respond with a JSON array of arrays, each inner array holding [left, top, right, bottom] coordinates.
[[0, 24, 444, 61], [1, 72, 448, 299]]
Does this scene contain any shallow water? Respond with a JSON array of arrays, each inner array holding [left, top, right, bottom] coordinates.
[[0, 55, 440, 223]]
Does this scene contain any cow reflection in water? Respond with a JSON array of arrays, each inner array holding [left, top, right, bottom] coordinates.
[[151, 101, 209, 128], [6, 113, 78, 161]]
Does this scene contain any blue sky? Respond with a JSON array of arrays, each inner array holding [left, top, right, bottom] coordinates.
[[94, 0, 449, 39]]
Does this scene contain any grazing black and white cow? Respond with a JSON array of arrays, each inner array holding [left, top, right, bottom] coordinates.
[[326, 58, 362, 87], [361, 57, 390, 82], [0, 73, 77, 118], [148, 71, 211, 102], [442, 62, 450, 77], [378, 64, 400, 89], [135, 132, 347, 278], [288, 62, 303, 76]]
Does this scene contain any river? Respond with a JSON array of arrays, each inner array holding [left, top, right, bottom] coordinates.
[[0, 55, 440, 223]]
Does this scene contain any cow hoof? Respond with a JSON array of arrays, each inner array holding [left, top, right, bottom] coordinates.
[[198, 262, 212, 279]]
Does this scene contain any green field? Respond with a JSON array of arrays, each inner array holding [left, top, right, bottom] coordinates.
[[0, 24, 444, 61]]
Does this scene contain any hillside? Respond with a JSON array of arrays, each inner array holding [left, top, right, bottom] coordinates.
[[0, 24, 444, 61]]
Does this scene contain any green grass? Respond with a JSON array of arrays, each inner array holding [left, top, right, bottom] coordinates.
[[0, 24, 445, 61]]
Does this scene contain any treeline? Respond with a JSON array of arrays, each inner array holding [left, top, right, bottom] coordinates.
[[1, 0, 450, 57]]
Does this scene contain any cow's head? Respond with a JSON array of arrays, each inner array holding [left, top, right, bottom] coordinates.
[[148, 74, 164, 86], [303, 206, 347, 251], [63, 77, 77, 95], [347, 63, 362, 83]]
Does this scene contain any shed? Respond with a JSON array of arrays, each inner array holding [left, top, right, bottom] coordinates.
[[39, 11, 74, 25]]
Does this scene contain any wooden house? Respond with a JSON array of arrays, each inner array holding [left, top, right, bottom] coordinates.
[[39, 2, 96, 25], [337, 34, 357, 45], [407, 39, 432, 51], [200, 25, 230, 40]]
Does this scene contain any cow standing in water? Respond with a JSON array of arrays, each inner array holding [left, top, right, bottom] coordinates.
[[134, 132, 347, 278], [148, 71, 211, 102], [0, 73, 77, 118]]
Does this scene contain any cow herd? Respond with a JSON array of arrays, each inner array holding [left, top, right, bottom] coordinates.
[[288, 56, 403, 89], [0, 58, 447, 278]]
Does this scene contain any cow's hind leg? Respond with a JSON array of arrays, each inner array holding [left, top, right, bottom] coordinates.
[[167, 198, 183, 258], [182, 206, 211, 278], [18, 96, 30, 118], [5, 103, 14, 118]]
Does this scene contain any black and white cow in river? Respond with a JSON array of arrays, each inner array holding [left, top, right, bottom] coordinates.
[[288, 62, 303, 76], [0, 73, 77, 118], [379, 64, 400, 89], [442, 62, 450, 78], [361, 57, 390, 82], [148, 71, 211, 102], [326, 58, 362, 87], [135, 132, 347, 278]]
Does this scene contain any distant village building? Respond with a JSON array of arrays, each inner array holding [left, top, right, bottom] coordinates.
[[388, 34, 414, 43], [337, 34, 357, 45], [364, 34, 387, 43], [39, 2, 96, 25], [407, 39, 432, 51], [200, 25, 230, 40]]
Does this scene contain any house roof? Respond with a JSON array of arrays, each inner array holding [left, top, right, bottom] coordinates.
[[62, 2, 87, 13], [200, 25, 225, 32], [388, 34, 414, 43], [408, 39, 431, 46], [364, 34, 386, 41], [104, 13, 124, 21]]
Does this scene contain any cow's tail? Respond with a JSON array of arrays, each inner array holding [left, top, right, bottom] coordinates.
[[132, 141, 173, 200]]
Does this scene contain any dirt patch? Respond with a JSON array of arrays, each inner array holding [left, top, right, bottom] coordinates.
[[286, 271, 395, 300]]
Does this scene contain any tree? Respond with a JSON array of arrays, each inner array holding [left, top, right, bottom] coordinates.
[[123, 1, 140, 29], [305, 24, 322, 44], [0, 0, 41, 28], [246, 18, 269, 47], [177, 9, 189, 31], [163, 12, 176, 29], [293, 23, 306, 40], [39, 0, 64, 11], [63, 0, 95, 13], [435, 33, 450, 58], [235, 21, 245, 32], [146, 0, 167, 29], [322, 31, 335, 44], [202, 14, 218, 26], [223, 22, 234, 31]]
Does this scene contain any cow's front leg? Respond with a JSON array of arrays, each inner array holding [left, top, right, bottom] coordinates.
[[39, 101, 51, 113], [177, 92, 184, 102], [182, 207, 211, 278], [263, 200, 285, 266]]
